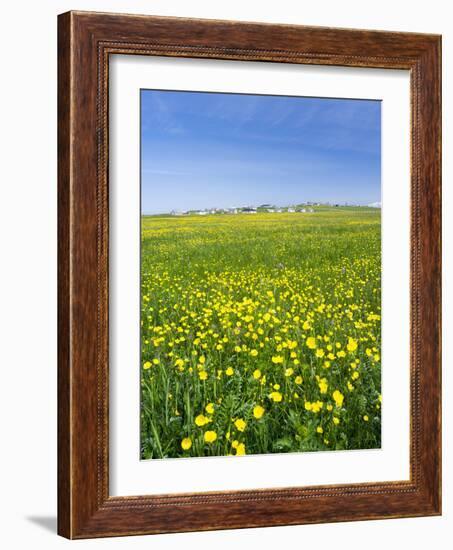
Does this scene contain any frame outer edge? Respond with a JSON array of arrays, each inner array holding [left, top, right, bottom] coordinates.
[[409, 37, 442, 515], [57, 10, 442, 538], [57, 11, 73, 539], [425, 36, 442, 515]]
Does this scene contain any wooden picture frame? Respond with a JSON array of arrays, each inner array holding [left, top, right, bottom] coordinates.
[[58, 10, 441, 539]]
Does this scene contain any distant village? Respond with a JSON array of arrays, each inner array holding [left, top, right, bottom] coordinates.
[[169, 203, 317, 217], [166, 201, 380, 217]]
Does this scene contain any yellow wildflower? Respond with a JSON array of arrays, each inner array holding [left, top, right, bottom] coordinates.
[[234, 418, 246, 432], [253, 405, 265, 419], [195, 414, 210, 427], [181, 437, 192, 450], [318, 378, 328, 394], [311, 401, 323, 413], [269, 391, 283, 402], [236, 443, 246, 455], [347, 338, 358, 352], [306, 337, 317, 349], [204, 431, 217, 443], [332, 390, 344, 408]]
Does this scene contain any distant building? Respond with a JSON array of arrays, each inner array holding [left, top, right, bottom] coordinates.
[[242, 207, 257, 214], [287, 208, 295, 213]]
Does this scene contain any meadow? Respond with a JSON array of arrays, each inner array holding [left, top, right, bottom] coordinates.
[[140, 208, 381, 459]]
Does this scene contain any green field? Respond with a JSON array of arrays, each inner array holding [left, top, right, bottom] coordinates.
[[140, 208, 381, 459]]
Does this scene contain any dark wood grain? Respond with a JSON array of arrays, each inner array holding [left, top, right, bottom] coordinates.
[[57, 10, 442, 539], [57, 11, 73, 538]]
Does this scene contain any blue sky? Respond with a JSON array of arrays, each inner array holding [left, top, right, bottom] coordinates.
[[141, 90, 381, 214]]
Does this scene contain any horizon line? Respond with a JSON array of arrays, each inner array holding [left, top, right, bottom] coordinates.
[[142, 201, 382, 215]]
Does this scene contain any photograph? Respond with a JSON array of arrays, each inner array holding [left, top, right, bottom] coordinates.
[[139, 89, 382, 459]]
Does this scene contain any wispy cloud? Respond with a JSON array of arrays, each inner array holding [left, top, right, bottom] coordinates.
[[141, 92, 186, 135], [142, 168, 191, 176]]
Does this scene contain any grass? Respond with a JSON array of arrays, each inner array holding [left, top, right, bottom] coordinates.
[[140, 208, 381, 459]]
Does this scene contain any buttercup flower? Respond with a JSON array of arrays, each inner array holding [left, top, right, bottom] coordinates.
[[181, 437, 192, 450], [332, 390, 344, 408], [195, 414, 210, 427], [269, 391, 283, 402], [204, 431, 217, 443], [306, 337, 317, 349], [347, 338, 358, 352], [234, 418, 246, 432], [253, 405, 265, 419], [235, 443, 246, 455]]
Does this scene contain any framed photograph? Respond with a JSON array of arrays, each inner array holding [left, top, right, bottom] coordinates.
[[58, 11, 441, 538]]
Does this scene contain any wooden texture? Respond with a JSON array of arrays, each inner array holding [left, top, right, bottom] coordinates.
[[57, 10, 442, 539]]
